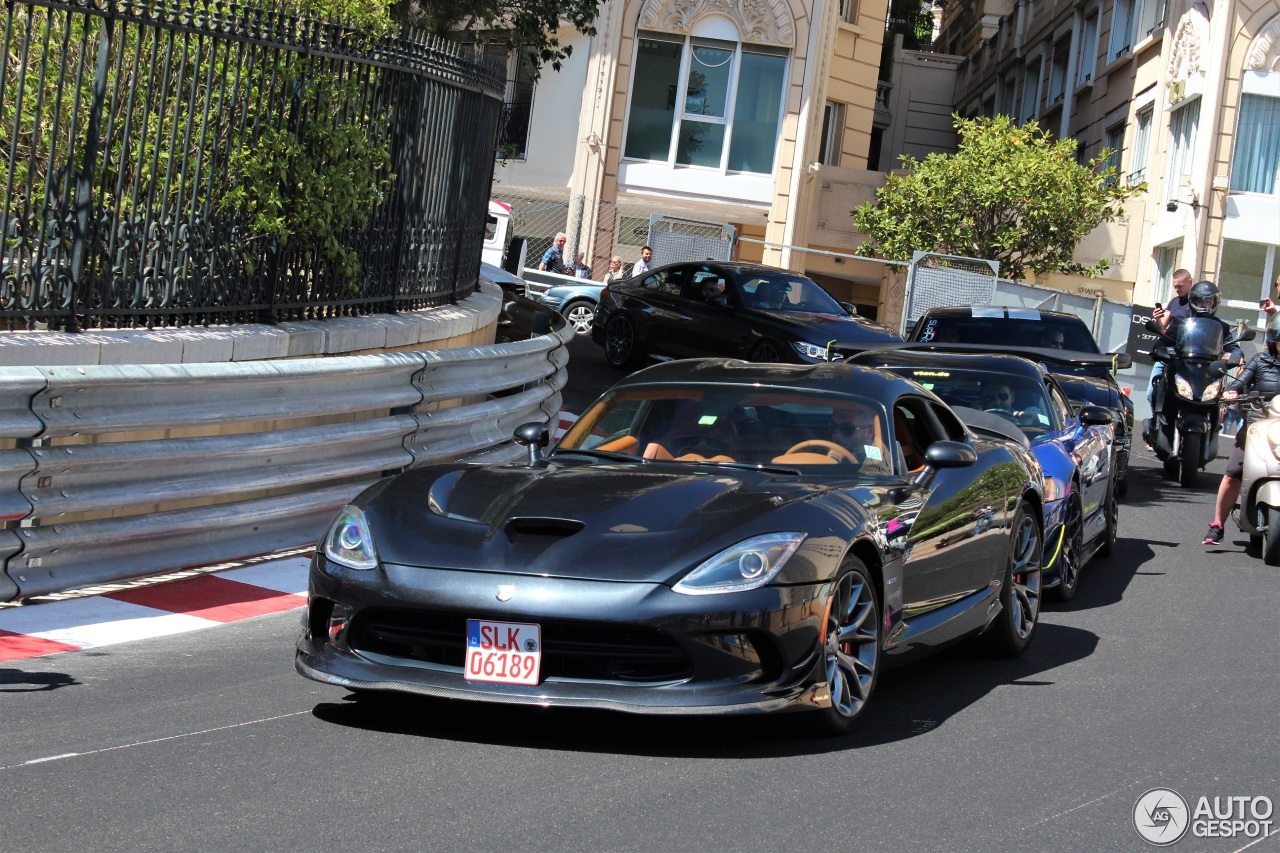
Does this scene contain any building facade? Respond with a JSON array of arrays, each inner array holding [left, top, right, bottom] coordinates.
[[489, 0, 898, 318], [935, 0, 1280, 325]]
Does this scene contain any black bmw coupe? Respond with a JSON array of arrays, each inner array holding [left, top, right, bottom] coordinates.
[[297, 360, 1046, 734]]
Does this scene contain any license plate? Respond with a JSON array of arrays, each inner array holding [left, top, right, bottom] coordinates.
[[464, 619, 542, 685]]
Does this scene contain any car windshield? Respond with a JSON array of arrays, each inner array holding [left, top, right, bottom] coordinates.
[[734, 271, 845, 315], [915, 314, 1100, 353], [886, 366, 1055, 440], [557, 384, 895, 475]]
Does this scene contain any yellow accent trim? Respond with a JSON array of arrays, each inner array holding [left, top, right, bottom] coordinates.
[[1043, 522, 1067, 570]]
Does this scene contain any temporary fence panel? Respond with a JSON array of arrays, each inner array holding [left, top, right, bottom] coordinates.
[[903, 252, 1000, 332], [648, 215, 736, 265]]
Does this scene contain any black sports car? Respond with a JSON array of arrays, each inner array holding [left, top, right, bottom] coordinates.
[[296, 360, 1045, 734], [908, 306, 1134, 497], [592, 262, 901, 370]]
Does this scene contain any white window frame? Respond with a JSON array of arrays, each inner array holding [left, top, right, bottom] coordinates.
[[1047, 34, 1072, 106], [1134, 0, 1167, 41], [1103, 122, 1125, 181], [840, 0, 859, 24], [621, 32, 790, 177], [819, 101, 844, 166], [1165, 98, 1200, 202], [1129, 100, 1154, 186]]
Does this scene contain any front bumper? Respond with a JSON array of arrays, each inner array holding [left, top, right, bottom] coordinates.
[[296, 555, 834, 716]]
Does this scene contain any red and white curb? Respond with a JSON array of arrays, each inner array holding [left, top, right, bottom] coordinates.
[[554, 410, 578, 440], [0, 555, 310, 664]]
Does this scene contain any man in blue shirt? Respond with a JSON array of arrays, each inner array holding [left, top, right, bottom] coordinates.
[[539, 233, 570, 274]]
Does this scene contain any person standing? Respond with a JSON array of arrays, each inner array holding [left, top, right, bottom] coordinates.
[[572, 252, 593, 279], [539, 233, 570, 274], [602, 256, 624, 285], [632, 246, 653, 275]]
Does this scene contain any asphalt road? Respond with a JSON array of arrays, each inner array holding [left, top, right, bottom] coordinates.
[[2, 338, 1277, 853]]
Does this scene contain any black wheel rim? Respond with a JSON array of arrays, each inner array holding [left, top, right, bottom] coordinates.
[[824, 571, 879, 719], [752, 341, 783, 362], [1010, 514, 1042, 640], [1060, 497, 1083, 592], [606, 318, 633, 364]]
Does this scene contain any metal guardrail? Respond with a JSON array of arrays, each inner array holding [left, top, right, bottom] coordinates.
[[0, 301, 572, 600]]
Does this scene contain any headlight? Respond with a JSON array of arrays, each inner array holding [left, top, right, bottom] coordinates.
[[790, 340, 842, 362], [673, 532, 806, 595], [1268, 422, 1280, 460], [1174, 375, 1194, 400], [323, 505, 379, 570], [1201, 380, 1222, 401]]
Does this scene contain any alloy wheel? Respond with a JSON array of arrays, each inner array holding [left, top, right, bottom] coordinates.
[[1009, 512, 1042, 640], [563, 302, 595, 334], [824, 569, 879, 719]]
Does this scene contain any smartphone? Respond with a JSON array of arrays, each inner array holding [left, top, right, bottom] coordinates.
[[1262, 299, 1270, 308], [1154, 302, 1162, 311]]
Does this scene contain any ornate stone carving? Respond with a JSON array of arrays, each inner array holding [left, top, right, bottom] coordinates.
[[636, 0, 797, 48], [1167, 5, 1210, 80], [1245, 14, 1280, 72]]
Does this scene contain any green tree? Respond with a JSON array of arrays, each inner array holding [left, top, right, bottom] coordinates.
[[402, 0, 600, 73], [853, 115, 1145, 281]]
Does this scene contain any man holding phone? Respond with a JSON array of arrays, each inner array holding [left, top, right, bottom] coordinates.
[[1147, 269, 1195, 410]]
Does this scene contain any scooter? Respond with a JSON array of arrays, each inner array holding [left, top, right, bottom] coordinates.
[[1143, 316, 1254, 487], [1233, 392, 1280, 565]]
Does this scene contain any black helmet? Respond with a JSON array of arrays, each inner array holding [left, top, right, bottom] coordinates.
[[1188, 280, 1220, 316], [1267, 312, 1280, 347]]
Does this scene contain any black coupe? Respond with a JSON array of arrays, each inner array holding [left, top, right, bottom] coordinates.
[[297, 360, 1046, 734], [908, 306, 1135, 496], [591, 262, 901, 370]]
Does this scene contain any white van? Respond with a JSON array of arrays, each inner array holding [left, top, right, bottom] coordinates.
[[482, 200, 525, 272]]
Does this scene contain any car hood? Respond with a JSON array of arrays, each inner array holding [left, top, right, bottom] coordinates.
[[361, 461, 857, 583], [749, 310, 900, 345]]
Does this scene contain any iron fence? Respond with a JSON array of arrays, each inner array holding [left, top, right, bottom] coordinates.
[[0, 0, 505, 330]]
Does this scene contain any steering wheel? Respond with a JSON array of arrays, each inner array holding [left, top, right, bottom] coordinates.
[[1012, 411, 1042, 427], [670, 434, 732, 457], [783, 439, 859, 464]]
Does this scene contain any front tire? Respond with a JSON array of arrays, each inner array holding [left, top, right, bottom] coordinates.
[[983, 502, 1042, 657], [1096, 479, 1118, 558], [1048, 496, 1083, 602], [749, 339, 786, 363], [1179, 432, 1202, 488], [809, 557, 881, 736], [604, 315, 642, 370], [561, 300, 596, 334], [1264, 506, 1280, 566]]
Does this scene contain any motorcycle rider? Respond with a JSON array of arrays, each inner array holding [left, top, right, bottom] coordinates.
[[1203, 310, 1280, 545]]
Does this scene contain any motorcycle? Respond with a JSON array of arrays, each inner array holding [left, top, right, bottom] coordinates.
[[1143, 316, 1254, 487], [1233, 392, 1280, 564]]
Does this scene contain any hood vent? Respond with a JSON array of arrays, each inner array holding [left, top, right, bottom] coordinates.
[[504, 516, 586, 543]]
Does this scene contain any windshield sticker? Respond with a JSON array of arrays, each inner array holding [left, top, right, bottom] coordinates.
[[1038, 414, 1050, 424], [697, 415, 718, 425], [1008, 308, 1042, 320], [972, 307, 1004, 318], [864, 445, 883, 461], [919, 318, 938, 341], [912, 370, 950, 377]]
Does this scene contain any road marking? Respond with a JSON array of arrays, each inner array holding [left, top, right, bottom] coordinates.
[[1021, 785, 1128, 829], [1232, 827, 1280, 853], [1, 711, 310, 773]]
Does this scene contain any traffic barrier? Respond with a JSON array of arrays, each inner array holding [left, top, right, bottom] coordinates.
[[1, 299, 572, 601]]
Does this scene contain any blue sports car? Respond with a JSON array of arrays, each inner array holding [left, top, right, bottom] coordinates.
[[852, 349, 1117, 601]]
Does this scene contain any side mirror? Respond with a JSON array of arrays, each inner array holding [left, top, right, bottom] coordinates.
[[1078, 405, 1114, 427], [1237, 328, 1258, 343], [840, 302, 859, 316], [514, 422, 550, 465], [1109, 352, 1133, 370], [923, 440, 978, 469], [1208, 360, 1229, 378]]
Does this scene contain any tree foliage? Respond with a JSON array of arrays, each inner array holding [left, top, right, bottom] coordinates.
[[401, 0, 600, 74], [853, 115, 1145, 280]]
